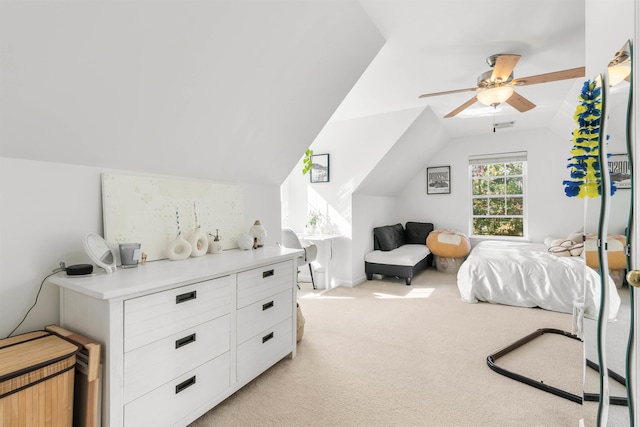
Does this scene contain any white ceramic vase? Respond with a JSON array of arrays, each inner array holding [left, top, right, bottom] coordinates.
[[166, 235, 192, 260], [188, 227, 208, 257], [237, 233, 253, 250]]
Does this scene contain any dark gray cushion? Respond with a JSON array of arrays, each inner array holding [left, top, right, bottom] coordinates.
[[392, 223, 406, 247], [405, 222, 434, 244], [373, 225, 398, 251]]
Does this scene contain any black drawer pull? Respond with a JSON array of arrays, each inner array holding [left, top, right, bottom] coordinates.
[[175, 333, 196, 349], [262, 301, 274, 311], [262, 332, 274, 343], [175, 376, 196, 394], [262, 269, 274, 278], [176, 290, 197, 304]]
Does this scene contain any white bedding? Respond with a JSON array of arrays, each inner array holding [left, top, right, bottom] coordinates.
[[456, 240, 620, 320]]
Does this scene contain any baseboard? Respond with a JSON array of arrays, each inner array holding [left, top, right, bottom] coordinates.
[[326, 275, 367, 288], [351, 275, 368, 287], [297, 272, 366, 289]]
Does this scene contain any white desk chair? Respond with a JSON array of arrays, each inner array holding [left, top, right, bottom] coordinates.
[[281, 229, 318, 289]]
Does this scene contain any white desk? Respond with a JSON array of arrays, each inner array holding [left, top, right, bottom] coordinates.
[[298, 234, 342, 290]]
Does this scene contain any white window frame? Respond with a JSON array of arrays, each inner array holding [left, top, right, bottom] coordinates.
[[468, 151, 528, 240]]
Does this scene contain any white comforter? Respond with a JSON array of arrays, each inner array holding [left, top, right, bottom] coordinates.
[[457, 241, 620, 320]]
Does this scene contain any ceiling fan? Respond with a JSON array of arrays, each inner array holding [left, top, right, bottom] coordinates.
[[418, 54, 585, 118]]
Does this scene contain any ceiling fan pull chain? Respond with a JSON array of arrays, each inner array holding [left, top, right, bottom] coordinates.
[[493, 107, 497, 133]]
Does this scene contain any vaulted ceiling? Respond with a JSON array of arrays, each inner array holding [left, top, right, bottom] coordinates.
[[320, 0, 586, 197], [1, 0, 586, 188], [0, 1, 384, 186], [338, 0, 585, 137]]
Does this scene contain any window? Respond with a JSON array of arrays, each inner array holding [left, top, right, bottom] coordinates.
[[469, 152, 527, 238]]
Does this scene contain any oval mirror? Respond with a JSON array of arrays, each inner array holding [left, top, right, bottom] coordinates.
[[83, 232, 117, 274], [583, 39, 633, 427]]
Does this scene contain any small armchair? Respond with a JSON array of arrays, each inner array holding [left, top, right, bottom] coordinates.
[[281, 229, 318, 289]]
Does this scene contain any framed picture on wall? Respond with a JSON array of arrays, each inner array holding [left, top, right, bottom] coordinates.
[[426, 166, 450, 194], [310, 154, 330, 183], [609, 153, 631, 189]]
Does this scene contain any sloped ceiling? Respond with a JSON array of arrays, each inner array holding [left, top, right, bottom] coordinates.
[[341, 0, 585, 137], [1, 0, 589, 194], [0, 0, 384, 185], [333, 0, 585, 197], [355, 107, 448, 197]]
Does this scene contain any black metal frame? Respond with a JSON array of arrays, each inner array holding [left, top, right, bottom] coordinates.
[[487, 328, 629, 406], [486, 328, 583, 404], [426, 165, 451, 194], [584, 358, 629, 406], [309, 154, 330, 183]]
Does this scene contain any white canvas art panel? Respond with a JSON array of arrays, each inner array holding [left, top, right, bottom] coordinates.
[[102, 173, 245, 261]]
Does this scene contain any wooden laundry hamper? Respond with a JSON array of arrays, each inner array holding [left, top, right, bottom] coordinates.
[[45, 325, 101, 427], [0, 330, 81, 427]]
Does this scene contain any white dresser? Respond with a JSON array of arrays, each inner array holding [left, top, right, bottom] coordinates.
[[50, 247, 301, 427]]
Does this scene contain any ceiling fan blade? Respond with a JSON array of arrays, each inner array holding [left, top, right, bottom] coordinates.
[[444, 96, 478, 118], [419, 87, 478, 98], [505, 91, 536, 112], [491, 54, 521, 82], [512, 66, 585, 86]]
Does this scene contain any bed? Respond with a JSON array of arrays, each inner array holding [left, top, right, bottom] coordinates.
[[456, 240, 620, 320]]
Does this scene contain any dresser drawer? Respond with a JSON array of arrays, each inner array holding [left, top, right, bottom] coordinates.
[[237, 260, 293, 309], [123, 315, 230, 403], [124, 275, 233, 352], [125, 353, 230, 427], [237, 318, 293, 384], [237, 289, 292, 344]]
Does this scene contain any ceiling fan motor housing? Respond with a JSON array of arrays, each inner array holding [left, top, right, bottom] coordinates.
[[477, 70, 514, 88]]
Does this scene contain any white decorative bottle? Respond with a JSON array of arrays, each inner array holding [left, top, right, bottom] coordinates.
[[188, 202, 208, 257], [208, 229, 224, 254], [167, 208, 192, 260], [249, 220, 267, 247], [188, 226, 208, 257]]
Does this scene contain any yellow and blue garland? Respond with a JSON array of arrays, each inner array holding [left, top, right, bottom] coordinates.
[[563, 80, 617, 198]]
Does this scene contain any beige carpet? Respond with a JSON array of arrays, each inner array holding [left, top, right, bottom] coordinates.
[[190, 268, 584, 426]]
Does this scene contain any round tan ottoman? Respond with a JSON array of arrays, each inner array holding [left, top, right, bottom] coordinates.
[[584, 233, 627, 287], [584, 234, 627, 270], [426, 229, 471, 273]]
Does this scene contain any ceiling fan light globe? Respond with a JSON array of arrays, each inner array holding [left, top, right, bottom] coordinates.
[[608, 63, 631, 86], [477, 86, 514, 106]]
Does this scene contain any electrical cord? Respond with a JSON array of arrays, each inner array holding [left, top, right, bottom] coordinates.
[[5, 263, 66, 339]]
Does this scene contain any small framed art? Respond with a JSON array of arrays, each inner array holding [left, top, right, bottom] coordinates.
[[608, 153, 631, 189], [427, 166, 450, 194], [310, 154, 330, 183]]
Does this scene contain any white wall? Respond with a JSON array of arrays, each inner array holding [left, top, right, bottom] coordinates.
[[0, 0, 385, 337], [356, 107, 449, 197], [284, 107, 452, 281], [394, 126, 632, 243], [283, 108, 428, 231], [0, 157, 281, 338], [351, 194, 398, 284], [0, 159, 102, 338], [285, 106, 628, 284]]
